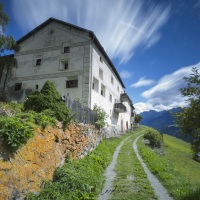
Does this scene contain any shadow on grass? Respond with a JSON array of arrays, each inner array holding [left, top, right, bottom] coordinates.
[[182, 187, 200, 200]]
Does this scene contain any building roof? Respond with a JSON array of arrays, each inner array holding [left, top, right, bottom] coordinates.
[[17, 18, 125, 88]]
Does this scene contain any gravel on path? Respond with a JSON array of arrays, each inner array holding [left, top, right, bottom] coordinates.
[[98, 135, 133, 200], [133, 135, 173, 200]]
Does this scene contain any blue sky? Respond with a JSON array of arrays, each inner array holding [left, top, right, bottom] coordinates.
[[1, 0, 200, 113]]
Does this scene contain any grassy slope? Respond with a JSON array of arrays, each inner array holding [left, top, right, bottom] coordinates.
[[138, 127, 200, 200], [163, 134, 200, 185]]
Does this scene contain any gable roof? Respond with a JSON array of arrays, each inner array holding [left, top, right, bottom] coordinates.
[[17, 18, 125, 88]]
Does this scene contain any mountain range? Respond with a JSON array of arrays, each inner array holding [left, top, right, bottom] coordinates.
[[140, 108, 192, 142]]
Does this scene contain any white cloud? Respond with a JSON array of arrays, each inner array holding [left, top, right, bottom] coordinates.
[[134, 102, 154, 113], [135, 63, 200, 113], [120, 70, 133, 79], [11, 0, 170, 64], [130, 77, 155, 88]]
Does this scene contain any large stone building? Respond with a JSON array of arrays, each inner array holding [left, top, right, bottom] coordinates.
[[0, 18, 135, 131]]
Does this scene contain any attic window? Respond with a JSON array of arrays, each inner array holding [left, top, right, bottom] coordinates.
[[14, 83, 22, 91], [36, 59, 41, 66], [64, 46, 70, 53]]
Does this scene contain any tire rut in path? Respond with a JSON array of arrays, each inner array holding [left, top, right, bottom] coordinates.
[[98, 135, 133, 200], [133, 135, 173, 200]]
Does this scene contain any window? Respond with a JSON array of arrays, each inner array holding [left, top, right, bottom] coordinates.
[[64, 62, 68, 69], [111, 76, 114, 84], [99, 68, 103, 80], [117, 86, 119, 92], [66, 77, 78, 88], [36, 59, 42, 66], [59, 60, 69, 70], [64, 46, 70, 53], [101, 84, 105, 97], [109, 94, 112, 102], [14, 83, 22, 91], [92, 77, 99, 92], [100, 56, 103, 63], [62, 61, 68, 70], [35, 84, 39, 90]]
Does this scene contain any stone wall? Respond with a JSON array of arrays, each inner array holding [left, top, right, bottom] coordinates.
[[0, 123, 101, 200]]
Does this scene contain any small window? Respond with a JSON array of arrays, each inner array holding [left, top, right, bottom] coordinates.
[[35, 84, 39, 90], [36, 59, 41, 66], [101, 84, 105, 97], [109, 94, 112, 102], [64, 46, 70, 53], [60, 60, 69, 71], [64, 62, 68, 69], [100, 56, 103, 63], [66, 79, 78, 88], [99, 68, 103, 80], [117, 86, 119, 92], [14, 83, 22, 91], [111, 76, 114, 84], [92, 77, 99, 92]]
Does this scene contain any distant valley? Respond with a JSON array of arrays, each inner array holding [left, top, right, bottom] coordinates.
[[140, 108, 192, 142]]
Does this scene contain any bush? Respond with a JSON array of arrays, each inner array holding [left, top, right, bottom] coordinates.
[[0, 116, 34, 151], [93, 104, 107, 129], [23, 81, 71, 127], [16, 111, 56, 129], [144, 128, 163, 148]]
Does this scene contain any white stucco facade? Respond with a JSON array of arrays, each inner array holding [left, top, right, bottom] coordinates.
[[1, 18, 135, 131]]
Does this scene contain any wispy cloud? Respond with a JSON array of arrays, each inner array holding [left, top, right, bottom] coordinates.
[[130, 77, 154, 88], [135, 63, 200, 113], [120, 70, 133, 79], [11, 0, 170, 64]]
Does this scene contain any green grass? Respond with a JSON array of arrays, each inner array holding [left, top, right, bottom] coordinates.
[[138, 127, 200, 200], [26, 131, 134, 199], [109, 128, 157, 200], [163, 134, 200, 185]]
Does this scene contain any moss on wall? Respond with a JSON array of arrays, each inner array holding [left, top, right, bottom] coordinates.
[[0, 123, 101, 200]]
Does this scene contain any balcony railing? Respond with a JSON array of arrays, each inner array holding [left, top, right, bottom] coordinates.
[[114, 103, 126, 113]]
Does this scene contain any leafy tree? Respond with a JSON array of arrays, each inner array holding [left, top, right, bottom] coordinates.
[[134, 114, 143, 123], [0, 3, 19, 94], [93, 104, 107, 129], [175, 67, 200, 157], [23, 81, 71, 128], [0, 3, 19, 52]]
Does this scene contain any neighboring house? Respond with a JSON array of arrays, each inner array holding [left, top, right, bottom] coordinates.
[[0, 18, 135, 131]]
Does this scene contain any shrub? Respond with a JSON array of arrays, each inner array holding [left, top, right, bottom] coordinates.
[[144, 128, 163, 148], [93, 104, 107, 129], [0, 116, 34, 151], [23, 81, 71, 127], [16, 111, 56, 128]]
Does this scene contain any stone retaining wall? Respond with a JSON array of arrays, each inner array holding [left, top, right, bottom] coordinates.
[[0, 122, 101, 200]]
